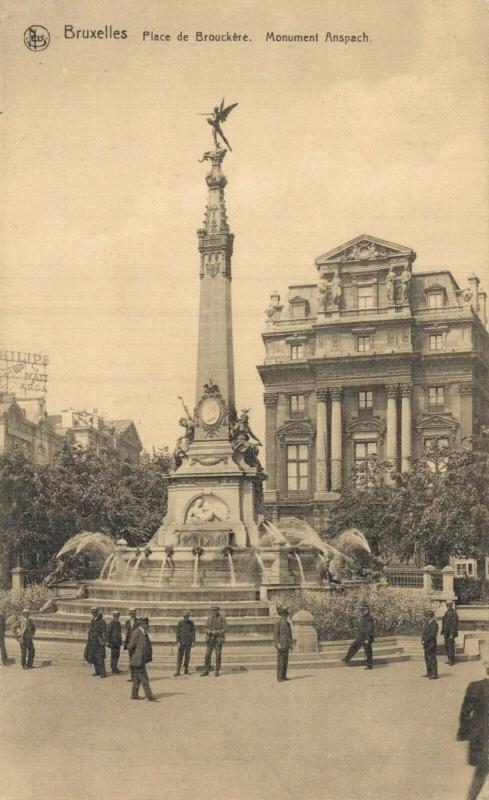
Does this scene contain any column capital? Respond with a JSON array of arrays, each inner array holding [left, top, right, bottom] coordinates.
[[386, 384, 399, 399], [330, 387, 343, 402], [317, 389, 328, 402], [400, 384, 413, 398], [263, 392, 278, 407]]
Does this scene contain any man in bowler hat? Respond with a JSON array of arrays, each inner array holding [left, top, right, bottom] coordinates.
[[273, 606, 294, 682], [442, 600, 459, 666], [421, 608, 439, 679], [128, 617, 156, 701], [174, 611, 196, 676], [201, 605, 226, 677], [106, 611, 122, 673], [457, 663, 489, 799], [124, 607, 139, 681], [343, 602, 375, 669]]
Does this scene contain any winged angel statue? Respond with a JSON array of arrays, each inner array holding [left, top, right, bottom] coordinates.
[[198, 98, 238, 150]]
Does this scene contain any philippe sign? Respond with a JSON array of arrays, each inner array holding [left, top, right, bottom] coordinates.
[[0, 350, 49, 397]]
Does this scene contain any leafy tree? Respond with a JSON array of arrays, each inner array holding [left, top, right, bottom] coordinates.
[[331, 442, 489, 568], [0, 443, 172, 586]]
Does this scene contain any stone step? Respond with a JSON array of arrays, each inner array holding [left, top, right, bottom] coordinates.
[[86, 584, 260, 602], [31, 618, 277, 636], [55, 600, 270, 617]]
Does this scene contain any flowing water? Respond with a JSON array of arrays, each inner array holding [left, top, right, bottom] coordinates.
[[226, 552, 236, 585], [293, 551, 306, 584], [130, 553, 145, 584], [57, 531, 116, 559], [100, 553, 115, 580], [158, 554, 168, 585], [193, 553, 200, 586], [253, 550, 270, 583]]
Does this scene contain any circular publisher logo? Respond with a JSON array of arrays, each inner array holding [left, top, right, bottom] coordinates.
[[24, 25, 50, 52]]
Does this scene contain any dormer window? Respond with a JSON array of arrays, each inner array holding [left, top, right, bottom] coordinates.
[[289, 296, 309, 319], [426, 285, 446, 309]]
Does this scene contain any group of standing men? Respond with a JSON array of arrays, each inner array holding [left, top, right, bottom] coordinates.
[[421, 600, 459, 679]]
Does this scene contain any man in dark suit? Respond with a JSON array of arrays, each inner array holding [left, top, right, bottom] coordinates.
[[85, 607, 107, 678], [421, 609, 439, 679], [342, 602, 375, 669], [124, 607, 139, 682], [128, 617, 156, 701], [201, 606, 226, 677], [273, 606, 294, 682], [15, 609, 36, 670], [442, 600, 459, 666], [0, 611, 9, 666], [106, 611, 122, 673], [457, 665, 489, 799], [174, 611, 196, 676]]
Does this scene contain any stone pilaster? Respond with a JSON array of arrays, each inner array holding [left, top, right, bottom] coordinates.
[[330, 387, 343, 492], [459, 383, 474, 445], [386, 384, 398, 475], [314, 389, 329, 499], [263, 392, 278, 499], [400, 384, 412, 472]]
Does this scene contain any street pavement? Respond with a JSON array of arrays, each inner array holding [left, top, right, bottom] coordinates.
[[0, 654, 482, 800]]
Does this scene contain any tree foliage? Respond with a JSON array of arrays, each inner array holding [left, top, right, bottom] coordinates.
[[331, 442, 489, 568], [0, 443, 172, 582]]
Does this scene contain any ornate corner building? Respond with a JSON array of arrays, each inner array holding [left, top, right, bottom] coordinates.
[[258, 234, 489, 529]]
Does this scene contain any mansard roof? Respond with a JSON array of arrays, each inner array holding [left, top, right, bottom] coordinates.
[[315, 234, 416, 267]]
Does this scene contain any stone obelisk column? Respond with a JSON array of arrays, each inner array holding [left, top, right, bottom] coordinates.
[[195, 149, 235, 431]]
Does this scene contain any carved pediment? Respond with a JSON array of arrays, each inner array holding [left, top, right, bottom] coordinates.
[[345, 416, 386, 441], [315, 234, 415, 267], [416, 413, 459, 431], [277, 420, 315, 441]]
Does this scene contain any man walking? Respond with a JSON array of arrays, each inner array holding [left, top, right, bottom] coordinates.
[[124, 607, 139, 682], [421, 608, 439, 680], [457, 664, 489, 799], [85, 607, 107, 678], [174, 611, 196, 676], [201, 605, 226, 677], [442, 600, 459, 666], [274, 606, 294, 682], [342, 602, 375, 670], [15, 609, 36, 670], [106, 611, 122, 673], [0, 610, 9, 666], [128, 617, 156, 701]]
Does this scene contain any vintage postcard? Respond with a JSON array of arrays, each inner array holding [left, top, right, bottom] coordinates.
[[1, 1, 489, 799]]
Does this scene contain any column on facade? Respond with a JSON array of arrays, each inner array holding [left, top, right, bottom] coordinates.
[[400, 384, 412, 472], [459, 383, 473, 446], [263, 392, 278, 496], [330, 387, 343, 492], [315, 389, 328, 495], [385, 384, 398, 474]]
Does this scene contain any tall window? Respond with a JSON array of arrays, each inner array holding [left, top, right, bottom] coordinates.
[[428, 386, 445, 412], [286, 444, 309, 491], [290, 394, 305, 416], [357, 286, 374, 309], [358, 336, 371, 353], [429, 334, 443, 351], [290, 343, 304, 360], [428, 292, 444, 308], [358, 390, 373, 416], [424, 436, 449, 450], [354, 441, 377, 465]]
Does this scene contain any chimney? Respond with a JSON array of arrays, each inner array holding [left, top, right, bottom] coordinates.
[[479, 291, 487, 326], [468, 274, 480, 312]]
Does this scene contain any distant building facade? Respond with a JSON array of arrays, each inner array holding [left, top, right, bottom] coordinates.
[[258, 234, 489, 529], [48, 409, 142, 465], [0, 398, 142, 467]]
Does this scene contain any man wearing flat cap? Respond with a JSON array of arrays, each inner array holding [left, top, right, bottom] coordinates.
[[342, 601, 375, 670], [274, 606, 294, 682], [15, 609, 36, 670], [124, 607, 139, 681], [107, 611, 122, 673], [201, 605, 226, 677], [84, 607, 107, 678]]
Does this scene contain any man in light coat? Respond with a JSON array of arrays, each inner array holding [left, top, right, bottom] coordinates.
[[128, 617, 156, 701], [15, 609, 36, 670], [273, 606, 294, 682]]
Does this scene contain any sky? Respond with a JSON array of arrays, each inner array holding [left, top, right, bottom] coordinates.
[[1, 0, 488, 451]]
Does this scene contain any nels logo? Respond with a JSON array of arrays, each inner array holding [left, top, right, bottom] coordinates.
[[24, 25, 50, 51]]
